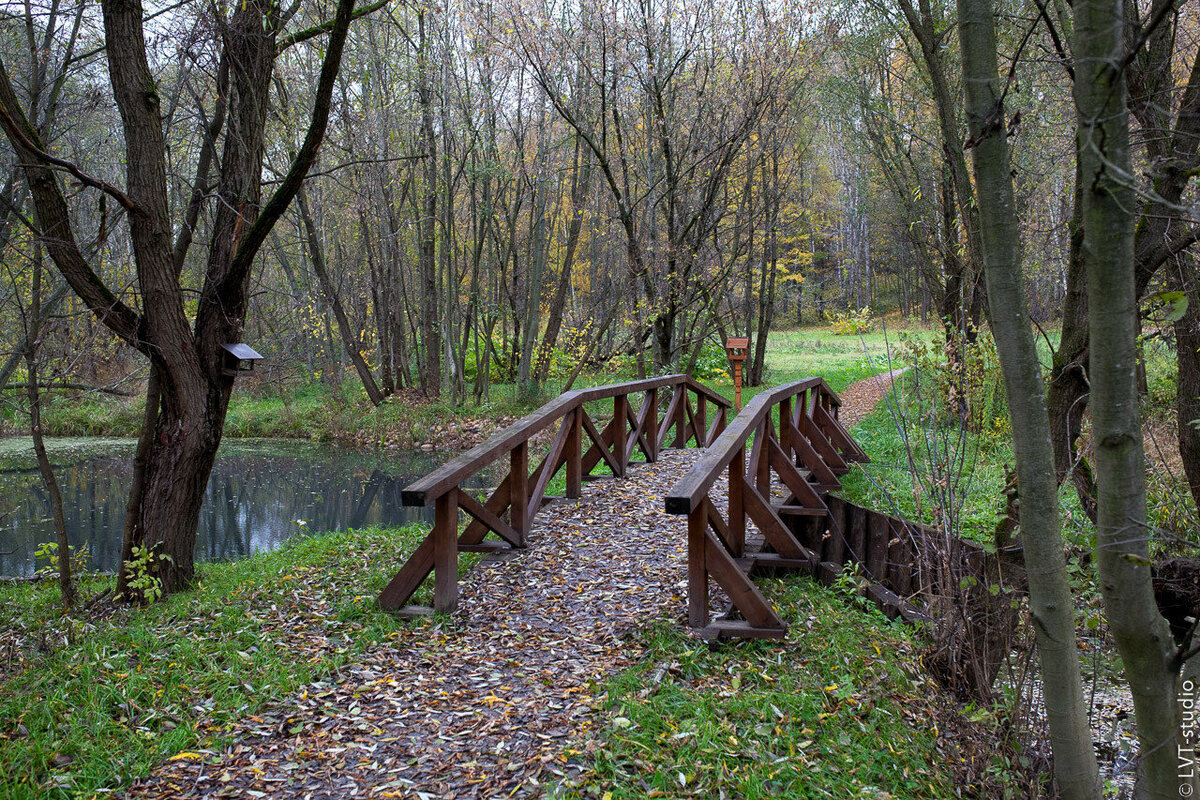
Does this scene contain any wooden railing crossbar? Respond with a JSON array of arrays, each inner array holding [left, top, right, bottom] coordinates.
[[379, 375, 731, 614]]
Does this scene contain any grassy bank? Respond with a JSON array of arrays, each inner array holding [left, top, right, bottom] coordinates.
[[0, 525, 464, 799], [572, 577, 1009, 798]]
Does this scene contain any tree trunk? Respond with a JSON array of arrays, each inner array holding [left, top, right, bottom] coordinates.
[[1075, 0, 1182, 794], [957, 0, 1100, 793]]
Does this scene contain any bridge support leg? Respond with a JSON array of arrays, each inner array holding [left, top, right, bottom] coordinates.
[[434, 489, 459, 613], [688, 506, 708, 628]]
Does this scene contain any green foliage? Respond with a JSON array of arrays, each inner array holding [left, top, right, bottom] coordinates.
[[121, 545, 173, 603], [691, 339, 731, 381], [33, 542, 91, 582], [826, 306, 877, 335], [0, 525, 439, 798]]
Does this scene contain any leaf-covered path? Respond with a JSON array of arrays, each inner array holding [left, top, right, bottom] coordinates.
[[127, 372, 899, 799]]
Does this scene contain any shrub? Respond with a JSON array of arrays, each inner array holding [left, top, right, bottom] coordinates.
[[827, 306, 877, 335]]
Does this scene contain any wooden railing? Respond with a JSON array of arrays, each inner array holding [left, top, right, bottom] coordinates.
[[664, 378, 869, 640], [379, 375, 732, 614]]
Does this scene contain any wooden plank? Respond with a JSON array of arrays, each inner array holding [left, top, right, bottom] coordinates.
[[743, 482, 814, 562], [824, 494, 847, 564], [377, 536, 435, 611], [461, 476, 512, 545], [848, 503, 867, 565], [626, 397, 653, 463], [510, 443, 528, 547], [614, 394, 630, 476], [815, 403, 869, 463], [704, 529, 785, 630], [664, 378, 832, 514], [696, 394, 707, 448], [799, 412, 849, 475], [888, 518, 913, 596], [433, 489, 459, 613], [866, 510, 889, 580], [782, 415, 840, 487], [673, 388, 688, 448], [706, 406, 724, 447], [688, 506, 708, 628], [704, 497, 736, 554], [403, 375, 692, 505], [644, 389, 659, 462], [581, 414, 620, 477], [728, 447, 745, 557], [774, 504, 830, 517], [657, 385, 684, 451], [580, 410, 622, 476], [701, 620, 787, 641], [527, 416, 572, 528], [566, 407, 582, 499], [767, 437, 828, 512], [458, 488, 520, 548]]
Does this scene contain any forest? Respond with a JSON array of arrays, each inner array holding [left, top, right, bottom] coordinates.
[[1, 0, 1199, 796]]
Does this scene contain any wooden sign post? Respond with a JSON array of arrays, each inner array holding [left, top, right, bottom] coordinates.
[[725, 337, 748, 411]]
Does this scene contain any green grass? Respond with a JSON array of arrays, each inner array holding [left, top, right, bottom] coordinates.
[[0, 524, 454, 799], [571, 576, 1006, 798]]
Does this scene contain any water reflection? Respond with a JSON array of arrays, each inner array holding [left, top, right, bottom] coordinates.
[[0, 440, 490, 577]]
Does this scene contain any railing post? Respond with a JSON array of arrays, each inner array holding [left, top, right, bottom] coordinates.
[[729, 446, 745, 557], [613, 393, 629, 477], [511, 442, 528, 546], [433, 488, 459, 613], [696, 394, 707, 447], [566, 406, 582, 499], [645, 388, 659, 462], [756, 420, 771, 492], [674, 384, 687, 448], [778, 397, 793, 457], [688, 505, 708, 628]]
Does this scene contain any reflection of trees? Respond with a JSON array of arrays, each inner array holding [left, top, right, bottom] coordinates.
[[0, 444, 500, 576]]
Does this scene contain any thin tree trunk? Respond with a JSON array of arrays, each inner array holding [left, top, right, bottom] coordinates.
[[957, 0, 1099, 793], [1075, 0, 1181, 794]]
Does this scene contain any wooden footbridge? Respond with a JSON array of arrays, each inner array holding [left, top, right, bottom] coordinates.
[[379, 374, 927, 640]]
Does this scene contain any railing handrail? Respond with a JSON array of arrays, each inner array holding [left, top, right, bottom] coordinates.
[[664, 377, 839, 514], [401, 374, 730, 506]]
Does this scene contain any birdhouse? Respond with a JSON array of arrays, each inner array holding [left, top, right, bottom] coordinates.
[[725, 337, 749, 411], [725, 337, 749, 362], [220, 343, 264, 378]]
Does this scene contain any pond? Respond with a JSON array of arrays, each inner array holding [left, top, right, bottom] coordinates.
[[0, 437, 493, 577]]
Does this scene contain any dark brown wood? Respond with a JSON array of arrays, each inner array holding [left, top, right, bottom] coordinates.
[[701, 620, 787, 641], [743, 482, 814, 561], [433, 489, 459, 612], [644, 389, 659, 461], [783, 415, 840, 488], [566, 407, 582, 498], [613, 393, 629, 476], [461, 475, 512, 545], [578, 412, 619, 474], [404, 375, 706, 505], [704, 497, 735, 554], [706, 406, 724, 446], [703, 529, 784, 630], [767, 437, 828, 512], [814, 403, 869, 463], [626, 397, 653, 463], [378, 536, 435, 611], [458, 488, 520, 548], [527, 416, 573, 527], [673, 385, 687, 448], [888, 519, 913, 596], [824, 494, 847, 564], [688, 506, 708, 627], [658, 385, 684, 451], [510, 442, 529, 546], [798, 412, 849, 475], [728, 446, 746, 556], [866, 510, 889, 580], [696, 394, 707, 448], [848, 503, 867, 565]]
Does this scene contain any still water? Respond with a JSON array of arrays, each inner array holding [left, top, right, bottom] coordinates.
[[0, 438, 491, 577]]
